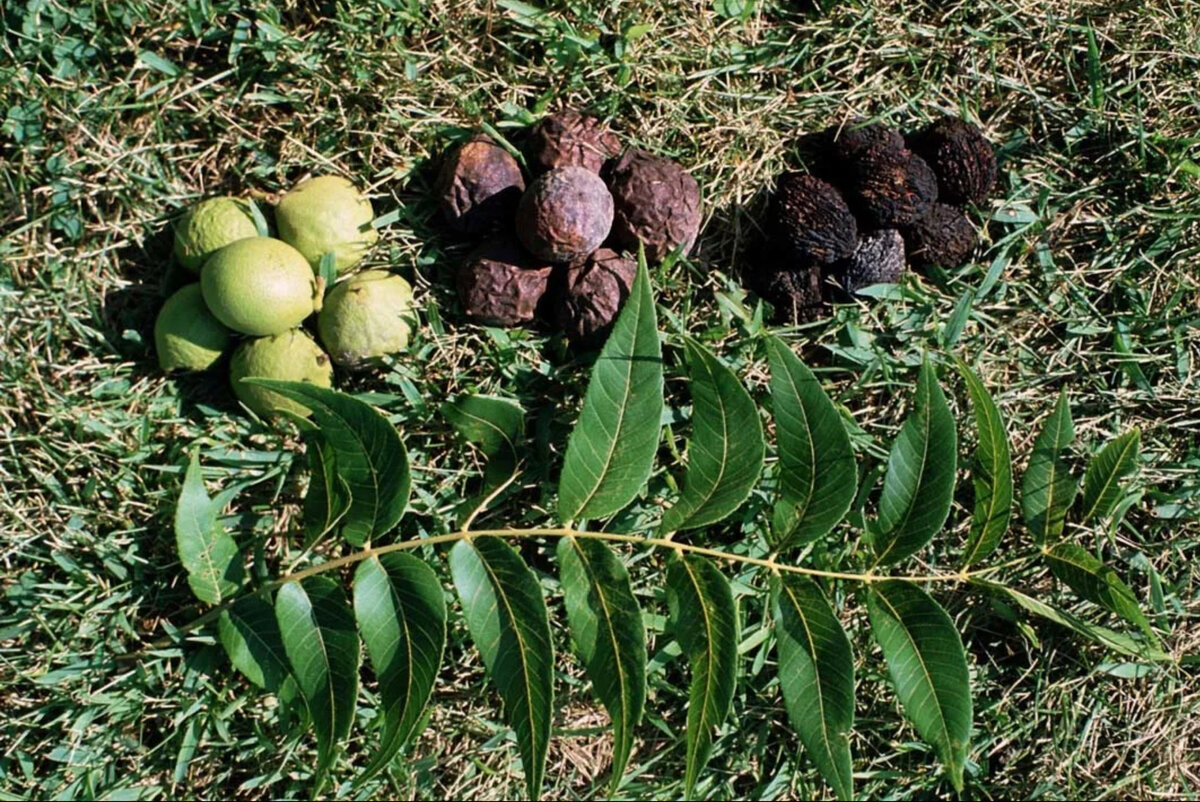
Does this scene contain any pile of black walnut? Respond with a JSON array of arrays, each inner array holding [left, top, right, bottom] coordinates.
[[749, 115, 996, 323], [437, 110, 702, 348]]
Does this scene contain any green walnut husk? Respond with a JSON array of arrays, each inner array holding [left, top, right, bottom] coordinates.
[[229, 329, 333, 419], [173, 197, 260, 273], [275, 175, 378, 274], [154, 284, 232, 372], [317, 270, 416, 369], [200, 237, 322, 336]]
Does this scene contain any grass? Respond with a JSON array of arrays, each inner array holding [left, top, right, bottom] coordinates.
[[2, 0, 1200, 799]]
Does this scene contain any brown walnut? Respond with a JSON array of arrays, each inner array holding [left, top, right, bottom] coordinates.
[[516, 166, 614, 263], [554, 248, 637, 348], [908, 116, 996, 206], [436, 134, 526, 236], [605, 149, 702, 263], [769, 172, 858, 264], [528, 111, 620, 174], [903, 203, 978, 269], [456, 236, 554, 326]]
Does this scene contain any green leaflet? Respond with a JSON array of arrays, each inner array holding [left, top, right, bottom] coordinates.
[[557, 538, 646, 790], [666, 554, 739, 800], [772, 574, 854, 800], [971, 579, 1168, 661], [558, 255, 663, 522], [958, 362, 1013, 567], [244, 380, 410, 546], [175, 451, 243, 605], [1044, 542, 1154, 639], [275, 577, 361, 795], [218, 594, 290, 692], [353, 553, 447, 786], [1020, 390, 1077, 545], [1080, 429, 1140, 524], [871, 359, 958, 566], [765, 336, 856, 550], [449, 537, 554, 800], [441, 394, 525, 492], [303, 429, 351, 548], [660, 337, 764, 534], [867, 580, 972, 792]]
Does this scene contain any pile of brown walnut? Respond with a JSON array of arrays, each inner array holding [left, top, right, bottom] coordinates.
[[749, 115, 996, 323], [437, 111, 702, 347]]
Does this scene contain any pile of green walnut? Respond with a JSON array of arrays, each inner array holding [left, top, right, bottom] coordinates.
[[749, 115, 996, 322], [438, 110, 702, 347], [154, 176, 416, 419]]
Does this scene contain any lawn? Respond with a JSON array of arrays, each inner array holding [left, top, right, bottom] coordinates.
[[2, 0, 1199, 799]]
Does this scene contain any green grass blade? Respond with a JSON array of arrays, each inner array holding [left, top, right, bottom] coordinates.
[[957, 362, 1013, 567], [353, 553, 447, 787], [666, 554, 739, 799], [174, 451, 243, 605], [1044, 542, 1155, 639], [218, 595, 290, 692], [244, 380, 410, 546], [1080, 429, 1140, 524], [772, 574, 855, 800], [558, 254, 663, 522], [765, 335, 857, 550], [871, 358, 958, 566], [1020, 390, 1077, 545], [660, 337, 763, 534], [275, 577, 361, 795], [867, 580, 972, 792], [449, 537, 554, 800], [557, 538, 646, 791]]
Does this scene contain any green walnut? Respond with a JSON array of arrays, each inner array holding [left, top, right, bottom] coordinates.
[[154, 284, 232, 372], [229, 329, 333, 419], [174, 197, 260, 273], [275, 175, 378, 274], [317, 270, 416, 369], [201, 237, 322, 336]]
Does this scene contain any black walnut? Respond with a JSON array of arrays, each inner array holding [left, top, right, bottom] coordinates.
[[845, 145, 938, 228], [903, 203, 978, 269], [769, 172, 858, 264], [516, 166, 614, 263], [909, 117, 996, 206], [835, 229, 906, 294], [605, 149, 702, 263], [437, 134, 526, 236]]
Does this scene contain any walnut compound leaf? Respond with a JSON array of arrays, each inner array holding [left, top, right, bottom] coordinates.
[[302, 429, 352, 549], [557, 538, 646, 791], [441, 394, 525, 495], [353, 553, 446, 787], [957, 361, 1013, 567], [666, 554, 738, 800], [449, 537, 553, 800], [243, 381, 410, 546], [558, 254, 663, 522], [660, 337, 763, 534], [1020, 390, 1077, 545], [971, 579, 1168, 661], [772, 574, 854, 800], [218, 594, 290, 692], [1044, 542, 1156, 640], [765, 335, 856, 550], [867, 580, 972, 792], [871, 358, 957, 566], [1080, 429, 1140, 525], [174, 451, 243, 605], [275, 577, 361, 796]]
